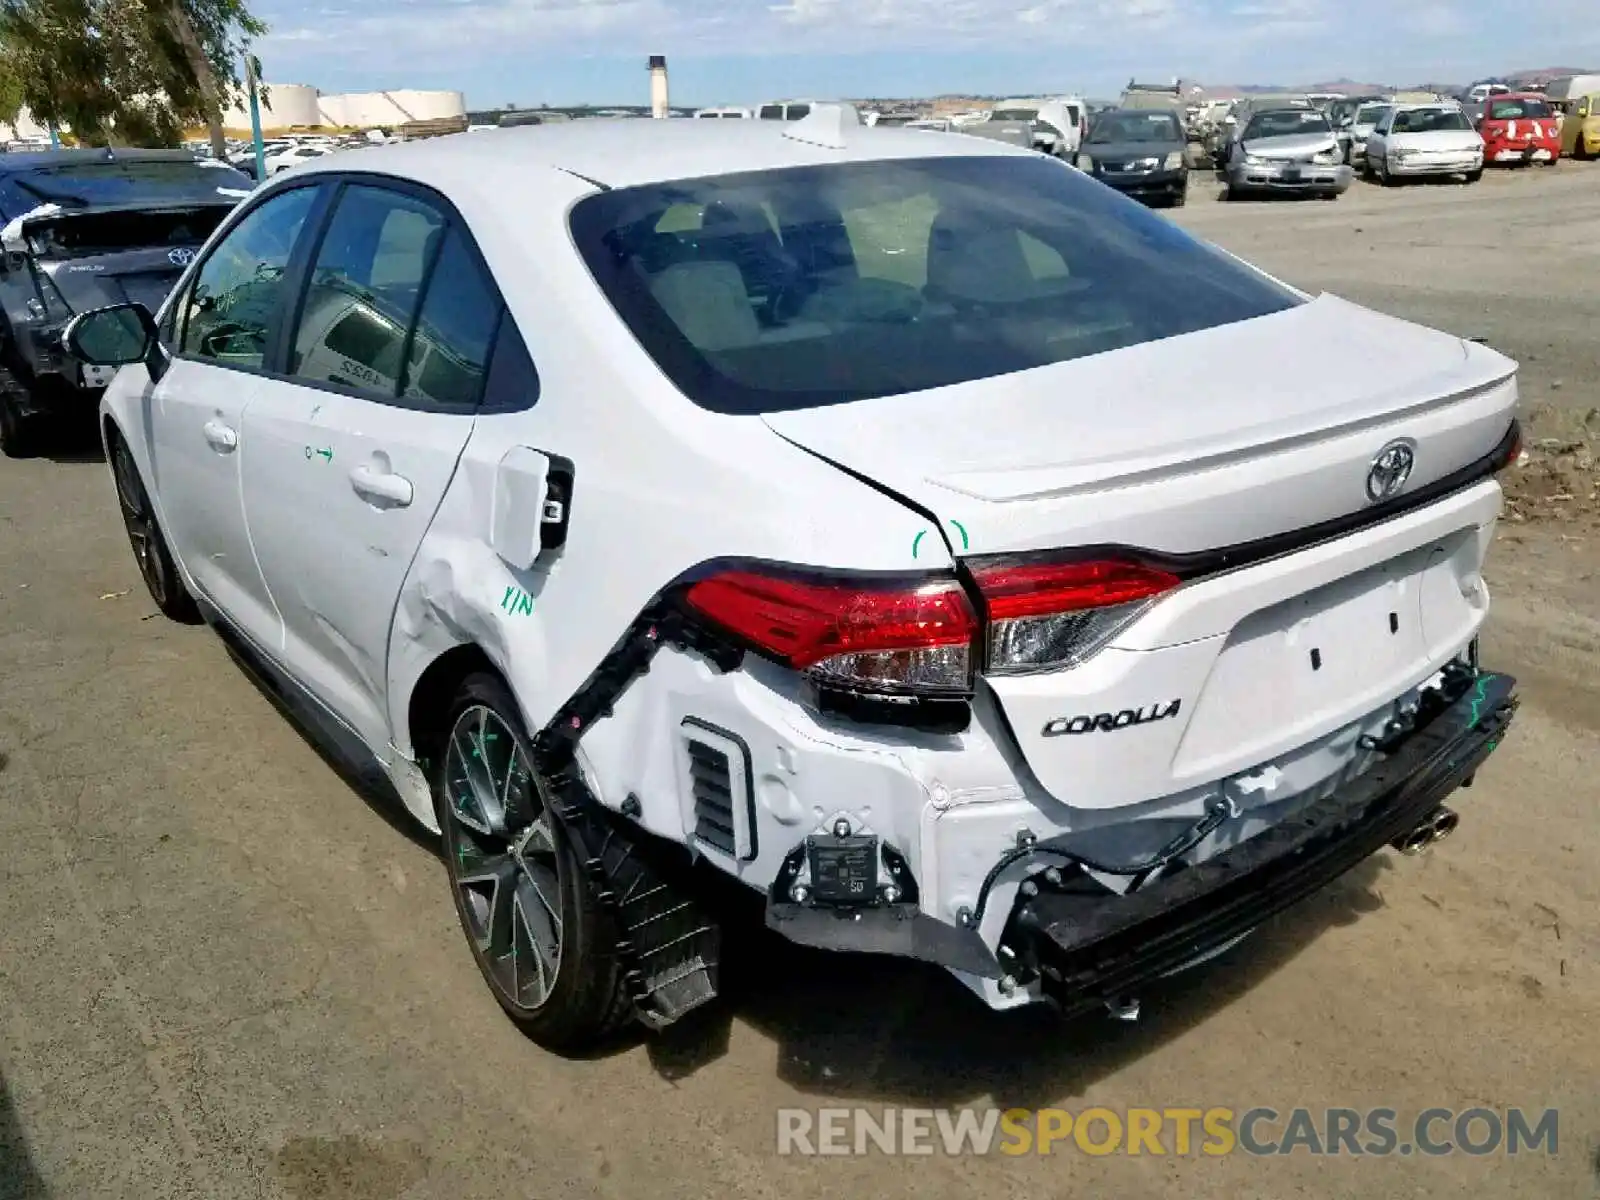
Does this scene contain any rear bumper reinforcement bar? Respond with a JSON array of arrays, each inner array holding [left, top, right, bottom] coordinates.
[[1007, 670, 1518, 1016]]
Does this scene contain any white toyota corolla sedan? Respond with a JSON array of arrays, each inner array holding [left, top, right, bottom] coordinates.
[[66, 106, 1521, 1051]]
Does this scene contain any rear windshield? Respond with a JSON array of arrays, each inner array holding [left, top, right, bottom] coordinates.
[[1488, 98, 1552, 119], [0, 158, 251, 212], [1088, 112, 1182, 143], [990, 108, 1040, 122], [1390, 108, 1473, 133], [569, 155, 1302, 414], [1243, 110, 1332, 139]]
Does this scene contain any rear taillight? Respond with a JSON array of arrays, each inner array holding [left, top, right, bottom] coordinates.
[[683, 569, 978, 695], [969, 558, 1181, 675]]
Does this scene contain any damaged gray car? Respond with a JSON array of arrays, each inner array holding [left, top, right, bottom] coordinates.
[[0, 148, 253, 457], [1222, 107, 1354, 201]]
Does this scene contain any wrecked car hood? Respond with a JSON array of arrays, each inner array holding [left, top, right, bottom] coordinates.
[[1240, 132, 1337, 159]]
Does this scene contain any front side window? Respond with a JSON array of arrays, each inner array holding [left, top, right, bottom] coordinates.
[[180, 185, 319, 368], [288, 185, 445, 398], [570, 155, 1301, 415]]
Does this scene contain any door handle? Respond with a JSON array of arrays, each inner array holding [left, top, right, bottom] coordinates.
[[202, 418, 237, 453], [349, 463, 414, 507]]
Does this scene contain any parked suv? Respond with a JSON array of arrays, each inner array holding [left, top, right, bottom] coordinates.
[[67, 113, 1519, 1051], [1077, 109, 1189, 206], [0, 148, 253, 456]]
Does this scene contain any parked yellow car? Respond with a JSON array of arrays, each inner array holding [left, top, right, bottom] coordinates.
[[1559, 93, 1600, 158]]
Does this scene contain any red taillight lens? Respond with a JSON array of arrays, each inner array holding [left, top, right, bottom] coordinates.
[[969, 558, 1180, 675], [684, 569, 978, 694]]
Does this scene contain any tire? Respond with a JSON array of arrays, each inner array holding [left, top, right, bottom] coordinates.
[[1464, 169, 1483, 184], [108, 431, 202, 623], [0, 388, 33, 459], [435, 671, 633, 1052]]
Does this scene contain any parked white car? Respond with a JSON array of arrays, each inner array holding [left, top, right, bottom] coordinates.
[[66, 110, 1521, 1051], [990, 96, 1088, 160], [264, 143, 336, 175], [1347, 101, 1395, 164], [1365, 104, 1485, 184]]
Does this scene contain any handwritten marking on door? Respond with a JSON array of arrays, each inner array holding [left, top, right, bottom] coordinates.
[[501, 585, 534, 616], [303, 446, 333, 462]]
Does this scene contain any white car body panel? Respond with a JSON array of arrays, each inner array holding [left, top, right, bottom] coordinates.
[[146, 357, 281, 644], [93, 116, 1522, 1013]]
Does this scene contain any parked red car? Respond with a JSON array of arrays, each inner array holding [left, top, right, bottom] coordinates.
[[1478, 94, 1562, 166]]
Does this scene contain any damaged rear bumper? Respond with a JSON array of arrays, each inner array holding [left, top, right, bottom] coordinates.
[[1007, 670, 1517, 1015], [762, 670, 1518, 1010]]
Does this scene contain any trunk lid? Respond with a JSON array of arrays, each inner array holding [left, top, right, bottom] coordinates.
[[24, 204, 233, 315], [764, 293, 1519, 806]]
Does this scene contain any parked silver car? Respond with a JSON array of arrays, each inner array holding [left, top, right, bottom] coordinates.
[[1223, 107, 1353, 200]]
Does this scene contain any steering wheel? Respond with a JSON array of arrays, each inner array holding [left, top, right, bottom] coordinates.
[[198, 322, 261, 360]]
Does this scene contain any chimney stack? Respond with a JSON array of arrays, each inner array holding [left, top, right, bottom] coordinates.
[[649, 55, 669, 119]]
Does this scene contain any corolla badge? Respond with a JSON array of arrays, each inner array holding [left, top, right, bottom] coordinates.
[[1366, 441, 1415, 503], [167, 247, 197, 267]]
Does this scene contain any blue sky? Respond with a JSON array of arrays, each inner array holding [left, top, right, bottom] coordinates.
[[252, 0, 1595, 109]]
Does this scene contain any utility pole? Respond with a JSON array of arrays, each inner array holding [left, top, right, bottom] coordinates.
[[245, 54, 266, 180]]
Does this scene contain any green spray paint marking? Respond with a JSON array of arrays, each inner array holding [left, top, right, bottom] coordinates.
[[303, 445, 332, 462], [1467, 675, 1493, 726], [500, 585, 534, 616], [911, 519, 970, 559]]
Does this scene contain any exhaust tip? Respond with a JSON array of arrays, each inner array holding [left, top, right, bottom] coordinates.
[[1390, 806, 1460, 856]]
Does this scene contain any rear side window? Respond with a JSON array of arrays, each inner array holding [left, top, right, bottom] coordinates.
[[570, 155, 1301, 414], [758, 105, 784, 120], [288, 185, 445, 397], [400, 226, 503, 410]]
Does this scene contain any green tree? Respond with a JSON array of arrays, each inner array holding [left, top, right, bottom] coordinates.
[[0, 0, 264, 152]]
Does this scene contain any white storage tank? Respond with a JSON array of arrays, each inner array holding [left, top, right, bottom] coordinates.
[[226, 82, 321, 129], [319, 90, 467, 128]]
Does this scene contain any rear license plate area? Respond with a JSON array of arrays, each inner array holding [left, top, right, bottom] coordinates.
[[1173, 544, 1441, 775]]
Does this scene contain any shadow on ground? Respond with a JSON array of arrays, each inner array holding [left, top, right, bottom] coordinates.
[[207, 619, 1396, 1111], [644, 855, 1390, 1108], [0, 1067, 48, 1199]]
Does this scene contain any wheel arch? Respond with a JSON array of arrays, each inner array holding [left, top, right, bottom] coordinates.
[[404, 642, 518, 770]]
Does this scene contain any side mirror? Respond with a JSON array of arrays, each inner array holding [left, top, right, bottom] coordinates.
[[62, 302, 164, 382]]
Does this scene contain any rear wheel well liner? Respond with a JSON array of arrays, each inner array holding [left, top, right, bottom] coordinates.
[[405, 642, 505, 769]]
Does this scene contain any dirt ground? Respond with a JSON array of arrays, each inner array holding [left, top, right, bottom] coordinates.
[[1, 163, 1597, 1199]]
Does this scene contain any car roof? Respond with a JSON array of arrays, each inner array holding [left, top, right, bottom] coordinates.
[[286, 116, 1037, 192]]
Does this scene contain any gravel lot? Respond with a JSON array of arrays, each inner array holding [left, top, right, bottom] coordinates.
[[1, 162, 1596, 1199]]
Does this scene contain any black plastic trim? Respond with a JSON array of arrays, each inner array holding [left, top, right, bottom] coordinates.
[[962, 418, 1521, 583], [1009, 670, 1519, 1016], [681, 716, 759, 862]]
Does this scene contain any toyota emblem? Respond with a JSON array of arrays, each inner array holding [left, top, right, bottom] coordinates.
[[1366, 441, 1415, 503], [168, 247, 196, 267]]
